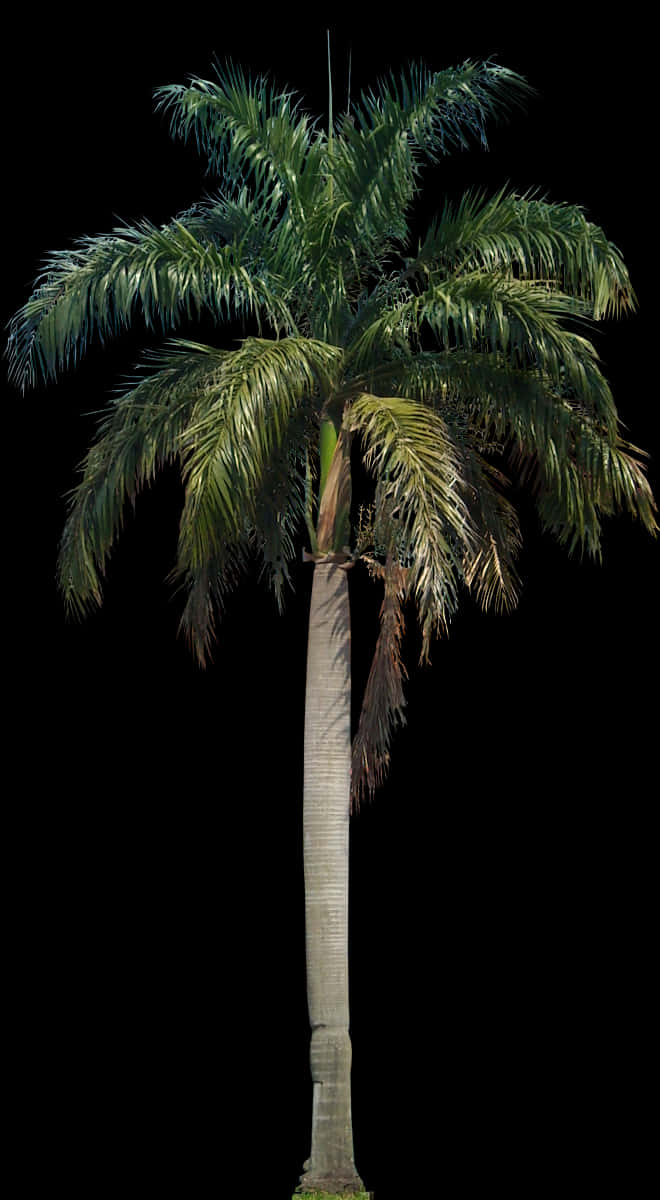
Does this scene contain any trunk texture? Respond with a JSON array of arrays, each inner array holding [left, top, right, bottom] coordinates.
[[297, 561, 365, 1195]]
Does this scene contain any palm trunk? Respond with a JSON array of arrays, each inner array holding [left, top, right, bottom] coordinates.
[[297, 560, 365, 1196]]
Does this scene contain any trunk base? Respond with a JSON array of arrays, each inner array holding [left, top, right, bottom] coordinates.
[[294, 1193, 373, 1199], [296, 1169, 366, 1195]]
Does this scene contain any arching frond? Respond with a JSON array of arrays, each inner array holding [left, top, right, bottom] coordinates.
[[346, 392, 476, 660], [352, 59, 532, 161], [155, 60, 323, 215], [399, 345, 656, 555], [7, 217, 293, 391], [521, 435, 657, 558], [173, 427, 313, 668], [57, 340, 229, 617], [179, 184, 300, 280], [346, 273, 617, 435], [326, 61, 532, 276], [408, 187, 636, 317], [176, 336, 342, 570], [356, 357, 525, 610]]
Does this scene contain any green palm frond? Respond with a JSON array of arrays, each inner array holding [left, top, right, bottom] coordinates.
[[408, 187, 636, 317], [180, 183, 301, 283], [517, 433, 657, 558], [467, 368, 657, 554], [346, 272, 617, 434], [173, 429, 311, 668], [420, 277, 607, 406], [58, 333, 338, 634], [378, 345, 602, 472], [329, 113, 416, 261], [249, 402, 316, 608], [353, 59, 533, 161], [324, 62, 532, 284], [346, 392, 476, 660], [390, 345, 656, 556], [155, 60, 323, 216], [57, 339, 228, 617], [7, 216, 294, 391], [176, 336, 341, 570]]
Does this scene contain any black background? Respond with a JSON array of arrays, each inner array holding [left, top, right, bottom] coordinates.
[[6, 10, 657, 1197]]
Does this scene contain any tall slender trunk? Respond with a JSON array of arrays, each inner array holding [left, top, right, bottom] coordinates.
[[297, 560, 365, 1196]]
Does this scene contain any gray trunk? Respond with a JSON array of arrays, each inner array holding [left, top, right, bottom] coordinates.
[[297, 561, 365, 1195]]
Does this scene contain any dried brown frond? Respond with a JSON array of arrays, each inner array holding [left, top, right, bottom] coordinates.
[[351, 557, 409, 809]]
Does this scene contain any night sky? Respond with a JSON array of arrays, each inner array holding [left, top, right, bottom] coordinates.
[[7, 12, 656, 1197]]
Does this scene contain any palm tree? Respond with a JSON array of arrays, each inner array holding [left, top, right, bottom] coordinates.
[[7, 51, 656, 1198]]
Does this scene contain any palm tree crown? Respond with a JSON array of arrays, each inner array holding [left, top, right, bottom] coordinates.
[[8, 56, 656, 803]]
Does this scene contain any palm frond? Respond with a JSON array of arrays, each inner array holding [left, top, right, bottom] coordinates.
[[179, 183, 302, 284], [324, 61, 532, 278], [155, 60, 323, 214], [353, 59, 532, 161], [176, 336, 342, 570], [395, 346, 656, 556], [329, 113, 416, 261], [408, 187, 636, 317], [356, 355, 524, 609], [249, 401, 317, 607], [7, 217, 293, 390], [351, 557, 408, 808], [173, 425, 313, 669], [174, 541, 253, 669], [57, 340, 228, 617], [521, 435, 657, 557], [346, 392, 476, 660], [458, 455, 522, 611], [346, 272, 618, 435]]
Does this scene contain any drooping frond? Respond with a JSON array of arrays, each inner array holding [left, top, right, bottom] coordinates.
[[173, 541, 253, 669], [351, 557, 409, 808], [408, 187, 636, 317], [7, 217, 293, 391], [384, 344, 656, 558], [520, 434, 657, 558], [172, 341, 337, 664], [458, 455, 522, 612], [467, 369, 657, 556], [249, 401, 316, 608], [346, 392, 476, 660], [175, 336, 341, 570], [346, 272, 618, 434], [57, 334, 339, 624], [174, 414, 316, 667], [179, 183, 302, 286], [57, 340, 229, 617]]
